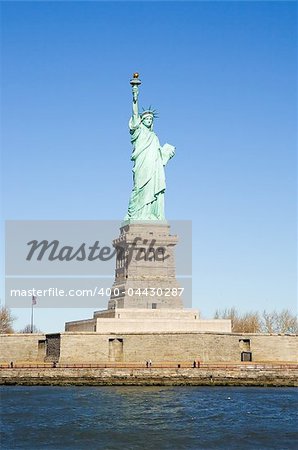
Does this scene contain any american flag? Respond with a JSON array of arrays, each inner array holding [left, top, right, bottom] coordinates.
[[32, 296, 37, 305]]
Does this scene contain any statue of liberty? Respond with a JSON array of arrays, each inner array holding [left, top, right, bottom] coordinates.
[[125, 73, 175, 221]]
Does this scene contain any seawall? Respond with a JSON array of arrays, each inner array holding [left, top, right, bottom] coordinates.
[[1, 365, 297, 387]]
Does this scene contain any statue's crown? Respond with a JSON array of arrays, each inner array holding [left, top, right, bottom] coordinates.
[[140, 106, 158, 119]]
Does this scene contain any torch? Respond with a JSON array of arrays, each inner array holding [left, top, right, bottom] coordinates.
[[130, 72, 141, 103]]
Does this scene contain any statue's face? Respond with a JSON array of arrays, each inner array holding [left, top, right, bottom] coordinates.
[[142, 115, 153, 128]]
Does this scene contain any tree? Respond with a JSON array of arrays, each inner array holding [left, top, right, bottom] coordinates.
[[237, 312, 261, 333], [214, 308, 297, 334], [262, 310, 277, 333], [0, 306, 16, 334], [19, 324, 43, 334], [262, 309, 298, 334], [214, 307, 262, 333], [214, 307, 239, 330]]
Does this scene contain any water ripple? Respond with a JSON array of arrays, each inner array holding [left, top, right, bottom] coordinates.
[[1, 386, 297, 449]]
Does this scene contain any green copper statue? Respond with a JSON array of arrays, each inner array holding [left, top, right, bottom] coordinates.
[[125, 73, 175, 221]]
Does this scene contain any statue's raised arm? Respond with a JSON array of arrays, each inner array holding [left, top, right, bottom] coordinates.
[[125, 73, 175, 222], [130, 73, 141, 128]]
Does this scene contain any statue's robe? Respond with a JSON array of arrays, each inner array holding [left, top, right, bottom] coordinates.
[[125, 117, 174, 220]]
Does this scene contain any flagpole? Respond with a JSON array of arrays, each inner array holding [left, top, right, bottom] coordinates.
[[31, 301, 34, 333], [31, 296, 37, 333]]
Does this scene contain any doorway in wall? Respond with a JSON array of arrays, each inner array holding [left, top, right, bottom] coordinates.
[[109, 338, 123, 362]]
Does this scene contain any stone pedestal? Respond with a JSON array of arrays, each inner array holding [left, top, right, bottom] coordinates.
[[108, 222, 183, 310], [64, 221, 232, 334], [65, 308, 232, 333]]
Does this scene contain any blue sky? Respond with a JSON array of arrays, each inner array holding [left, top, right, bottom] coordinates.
[[1, 1, 297, 332]]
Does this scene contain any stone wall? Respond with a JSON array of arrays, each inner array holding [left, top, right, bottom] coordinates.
[[1, 332, 297, 365], [251, 335, 298, 362], [120, 333, 239, 363], [0, 334, 46, 363], [58, 332, 297, 364], [59, 333, 109, 362]]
